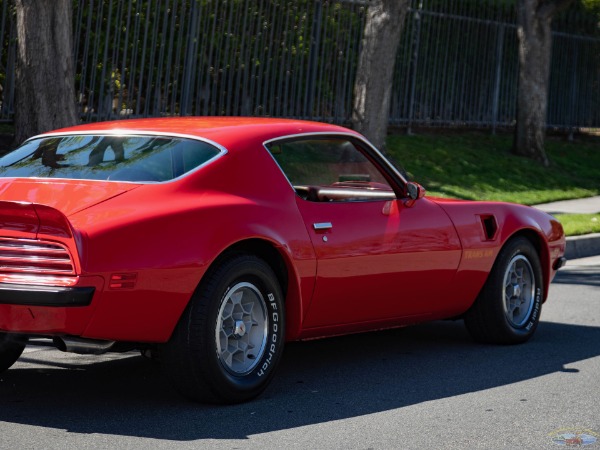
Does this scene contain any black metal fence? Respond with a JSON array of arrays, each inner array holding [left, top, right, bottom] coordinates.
[[1, 0, 599, 130]]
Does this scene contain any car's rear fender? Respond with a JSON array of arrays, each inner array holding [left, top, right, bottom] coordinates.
[[194, 237, 308, 342], [67, 188, 316, 343]]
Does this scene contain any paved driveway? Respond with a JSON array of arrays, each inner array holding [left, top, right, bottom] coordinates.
[[1, 258, 599, 449]]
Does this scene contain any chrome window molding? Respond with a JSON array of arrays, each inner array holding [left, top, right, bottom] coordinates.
[[261, 131, 408, 199], [17, 130, 229, 185]]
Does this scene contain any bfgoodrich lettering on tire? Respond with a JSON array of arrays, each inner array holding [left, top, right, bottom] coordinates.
[[160, 254, 285, 404], [464, 237, 543, 345]]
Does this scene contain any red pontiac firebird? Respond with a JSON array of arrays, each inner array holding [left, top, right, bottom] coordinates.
[[0, 118, 565, 403]]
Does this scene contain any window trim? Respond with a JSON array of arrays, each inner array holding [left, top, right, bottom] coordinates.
[[262, 132, 408, 201], [11, 131, 229, 185]]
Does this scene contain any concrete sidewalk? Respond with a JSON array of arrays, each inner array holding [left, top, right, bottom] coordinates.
[[534, 195, 600, 215], [534, 196, 600, 260]]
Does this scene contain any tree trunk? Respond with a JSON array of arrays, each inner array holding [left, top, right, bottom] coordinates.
[[14, 0, 78, 145], [513, 0, 574, 166], [352, 0, 409, 152]]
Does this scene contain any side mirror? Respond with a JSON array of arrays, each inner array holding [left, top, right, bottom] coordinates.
[[405, 181, 425, 207], [406, 181, 426, 200]]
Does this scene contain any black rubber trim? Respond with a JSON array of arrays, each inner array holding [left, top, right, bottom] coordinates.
[[0, 284, 95, 307]]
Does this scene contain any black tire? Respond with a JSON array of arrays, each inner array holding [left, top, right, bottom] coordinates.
[[0, 333, 27, 373], [464, 237, 543, 344], [160, 254, 285, 404]]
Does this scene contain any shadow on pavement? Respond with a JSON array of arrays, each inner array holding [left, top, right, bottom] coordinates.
[[0, 316, 598, 441], [553, 268, 600, 287]]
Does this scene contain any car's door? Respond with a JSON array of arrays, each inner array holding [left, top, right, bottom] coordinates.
[[265, 136, 462, 329]]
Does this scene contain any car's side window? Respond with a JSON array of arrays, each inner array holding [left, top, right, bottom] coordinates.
[[266, 137, 395, 202]]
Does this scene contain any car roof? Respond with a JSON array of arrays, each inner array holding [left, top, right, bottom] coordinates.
[[40, 117, 360, 152]]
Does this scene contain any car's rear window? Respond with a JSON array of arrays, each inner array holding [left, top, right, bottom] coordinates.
[[0, 135, 221, 182]]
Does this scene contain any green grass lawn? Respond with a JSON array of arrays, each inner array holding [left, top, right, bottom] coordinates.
[[555, 214, 600, 236], [386, 130, 600, 205]]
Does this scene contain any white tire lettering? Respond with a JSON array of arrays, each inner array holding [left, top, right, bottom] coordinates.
[[257, 292, 281, 378]]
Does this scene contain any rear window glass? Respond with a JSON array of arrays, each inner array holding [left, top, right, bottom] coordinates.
[[0, 135, 221, 182]]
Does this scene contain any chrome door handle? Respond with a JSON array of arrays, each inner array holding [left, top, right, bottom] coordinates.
[[313, 222, 333, 231]]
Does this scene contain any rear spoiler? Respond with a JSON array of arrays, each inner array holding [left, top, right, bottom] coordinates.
[[0, 201, 74, 239]]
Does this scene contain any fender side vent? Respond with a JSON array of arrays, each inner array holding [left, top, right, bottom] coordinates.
[[480, 215, 498, 241]]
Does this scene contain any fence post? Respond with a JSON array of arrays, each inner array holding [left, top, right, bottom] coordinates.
[[304, 0, 322, 119], [407, 1, 423, 135], [180, 0, 199, 116], [568, 42, 578, 141], [4, 22, 16, 119], [491, 24, 505, 135]]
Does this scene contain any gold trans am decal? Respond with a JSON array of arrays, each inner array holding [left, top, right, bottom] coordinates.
[[463, 249, 494, 260]]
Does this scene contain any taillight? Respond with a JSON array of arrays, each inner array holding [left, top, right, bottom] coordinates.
[[0, 237, 77, 286]]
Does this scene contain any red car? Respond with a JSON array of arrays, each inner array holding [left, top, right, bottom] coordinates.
[[0, 118, 565, 403]]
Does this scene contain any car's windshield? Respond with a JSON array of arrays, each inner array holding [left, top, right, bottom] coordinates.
[[0, 135, 221, 182]]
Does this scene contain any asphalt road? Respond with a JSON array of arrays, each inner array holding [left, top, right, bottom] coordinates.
[[1, 257, 599, 449]]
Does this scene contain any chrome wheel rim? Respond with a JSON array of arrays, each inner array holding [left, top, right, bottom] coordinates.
[[215, 282, 268, 375], [502, 255, 535, 327]]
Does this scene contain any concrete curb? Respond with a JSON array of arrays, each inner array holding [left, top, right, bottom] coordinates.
[[565, 233, 600, 260]]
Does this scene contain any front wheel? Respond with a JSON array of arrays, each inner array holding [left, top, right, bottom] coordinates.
[[161, 254, 285, 404], [0, 333, 27, 373], [464, 237, 543, 344]]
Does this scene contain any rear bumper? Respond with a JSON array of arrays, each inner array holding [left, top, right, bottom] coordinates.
[[0, 284, 95, 307], [0, 271, 192, 343], [0, 276, 104, 336]]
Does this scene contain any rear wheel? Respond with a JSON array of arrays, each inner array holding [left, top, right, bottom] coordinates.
[[464, 237, 543, 344], [161, 254, 285, 404], [0, 333, 27, 373]]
